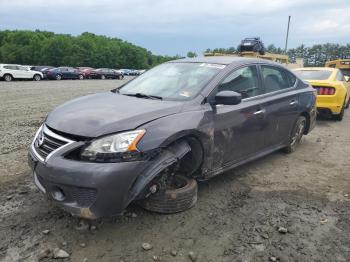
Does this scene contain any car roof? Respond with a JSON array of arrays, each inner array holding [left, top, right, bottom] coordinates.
[[170, 56, 278, 66], [293, 67, 338, 72]]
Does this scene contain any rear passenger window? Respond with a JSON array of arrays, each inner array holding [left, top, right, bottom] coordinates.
[[218, 66, 261, 99], [4, 65, 17, 70], [261, 65, 291, 93]]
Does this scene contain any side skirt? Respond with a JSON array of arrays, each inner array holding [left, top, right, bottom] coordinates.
[[201, 144, 286, 180]]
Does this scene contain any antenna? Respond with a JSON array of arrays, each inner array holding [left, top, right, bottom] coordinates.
[[284, 16, 291, 54]]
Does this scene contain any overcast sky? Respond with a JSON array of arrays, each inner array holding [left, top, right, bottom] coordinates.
[[0, 0, 349, 56]]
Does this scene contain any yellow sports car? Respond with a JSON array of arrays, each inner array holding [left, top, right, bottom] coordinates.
[[293, 67, 350, 121]]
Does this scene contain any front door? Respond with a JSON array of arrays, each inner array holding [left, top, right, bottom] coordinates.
[[210, 65, 269, 167]]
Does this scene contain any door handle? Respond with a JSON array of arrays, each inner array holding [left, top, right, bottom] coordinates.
[[290, 100, 298, 106], [254, 109, 265, 115]]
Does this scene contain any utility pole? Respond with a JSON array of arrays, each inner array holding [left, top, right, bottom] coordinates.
[[284, 15, 291, 54]]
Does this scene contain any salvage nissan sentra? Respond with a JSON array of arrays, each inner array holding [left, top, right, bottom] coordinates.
[[28, 57, 317, 219]]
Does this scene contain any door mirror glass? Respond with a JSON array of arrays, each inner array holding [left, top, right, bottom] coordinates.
[[214, 90, 242, 105]]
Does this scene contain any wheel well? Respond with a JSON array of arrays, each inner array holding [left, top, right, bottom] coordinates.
[[3, 73, 13, 78], [300, 111, 310, 134], [167, 135, 204, 177]]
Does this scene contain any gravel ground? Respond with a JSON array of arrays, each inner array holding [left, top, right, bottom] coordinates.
[[0, 79, 349, 262]]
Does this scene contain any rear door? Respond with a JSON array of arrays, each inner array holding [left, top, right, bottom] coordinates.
[[210, 65, 269, 166], [259, 64, 300, 148], [67, 67, 76, 79], [59, 68, 69, 79], [18, 65, 33, 79], [109, 69, 116, 78]]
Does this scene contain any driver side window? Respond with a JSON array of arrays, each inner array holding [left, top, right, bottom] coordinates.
[[218, 66, 261, 99]]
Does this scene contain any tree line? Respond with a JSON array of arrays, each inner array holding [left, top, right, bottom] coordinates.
[[0, 30, 177, 69], [203, 43, 350, 67]]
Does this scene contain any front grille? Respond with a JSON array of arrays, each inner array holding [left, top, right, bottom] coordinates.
[[33, 126, 72, 160], [70, 187, 98, 207]]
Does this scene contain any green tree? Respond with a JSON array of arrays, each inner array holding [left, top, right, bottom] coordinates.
[[187, 51, 197, 58], [0, 30, 176, 69]]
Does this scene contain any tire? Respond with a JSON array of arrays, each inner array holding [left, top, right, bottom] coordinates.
[[253, 44, 265, 55], [139, 176, 197, 214], [3, 74, 13, 82], [253, 44, 259, 53], [101, 75, 106, 80], [78, 74, 84, 80], [332, 104, 345, 121], [282, 116, 306, 154], [33, 74, 41, 81], [55, 74, 62, 80], [345, 97, 349, 109]]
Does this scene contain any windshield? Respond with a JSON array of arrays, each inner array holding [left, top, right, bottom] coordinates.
[[294, 70, 332, 80], [119, 62, 225, 101]]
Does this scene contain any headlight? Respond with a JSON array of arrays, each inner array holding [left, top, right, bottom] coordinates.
[[80, 130, 145, 162]]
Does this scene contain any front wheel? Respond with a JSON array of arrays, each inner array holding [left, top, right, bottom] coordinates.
[[55, 74, 62, 80], [282, 116, 306, 154], [101, 75, 106, 80], [3, 74, 13, 82], [78, 74, 84, 80], [33, 74, 41, 81], [139, 175, 197, 214]]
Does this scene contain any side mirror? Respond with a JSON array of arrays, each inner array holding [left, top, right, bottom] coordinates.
[[213, 90, 242, 105], [344, 76, 350, 82]]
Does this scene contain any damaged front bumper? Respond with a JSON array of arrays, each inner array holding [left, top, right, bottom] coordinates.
[[28, 137, 190, 219]]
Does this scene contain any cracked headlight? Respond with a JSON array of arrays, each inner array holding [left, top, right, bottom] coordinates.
[[80, 130, 145, 162]]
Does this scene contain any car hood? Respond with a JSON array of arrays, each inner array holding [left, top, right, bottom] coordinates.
[[46, 92, 184, 137]]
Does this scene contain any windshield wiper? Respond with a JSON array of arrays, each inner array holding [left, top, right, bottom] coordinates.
[[124, 93, 163, 100]]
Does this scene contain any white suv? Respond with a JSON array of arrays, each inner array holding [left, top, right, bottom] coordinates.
[[0, 64, 43, 81]]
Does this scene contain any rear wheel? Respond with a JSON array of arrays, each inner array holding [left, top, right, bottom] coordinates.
[[139, 175, 197, 214], [332, 100, 346, 121], [3, 74, 13, 82], [33, 74, 41, 81], [55, 74, 62, 80], [282, 116, 306, 154], [345, 97, 349, 109], [101, 75, 106, 80], [78, 74, 84, 80]]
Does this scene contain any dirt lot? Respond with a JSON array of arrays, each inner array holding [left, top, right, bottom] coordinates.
[[0, 79, 349, 262]]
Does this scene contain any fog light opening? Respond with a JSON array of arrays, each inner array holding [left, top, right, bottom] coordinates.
[[51, 187, 65, 201]]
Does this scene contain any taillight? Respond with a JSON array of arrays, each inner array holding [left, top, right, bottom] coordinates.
[[313, 86, 336, 95]]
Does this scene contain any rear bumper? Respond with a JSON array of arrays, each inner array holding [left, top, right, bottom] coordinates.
[[28, 147, 150, 219], [317, 95, 344, 114]]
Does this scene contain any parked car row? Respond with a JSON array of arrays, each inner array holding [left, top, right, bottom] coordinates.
[[0, 63, 145, 81]]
